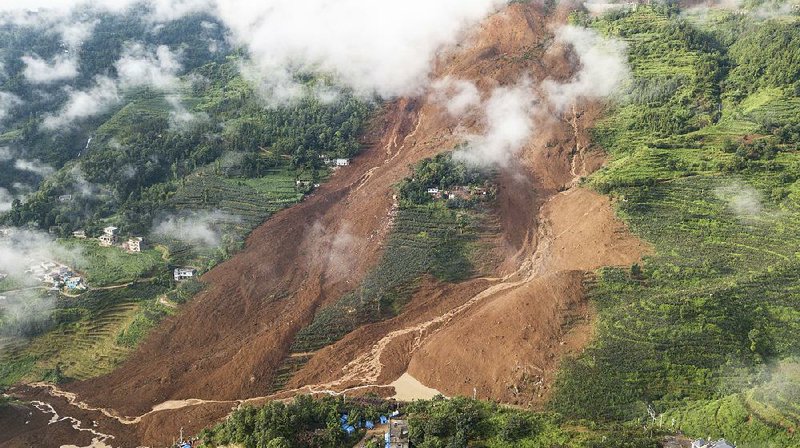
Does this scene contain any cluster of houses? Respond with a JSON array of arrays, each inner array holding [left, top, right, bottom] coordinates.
[[26, 261, 85, 291], [426, 185, 489, 201], [73, 226, 144, 253], [345, 410, 408, 448]]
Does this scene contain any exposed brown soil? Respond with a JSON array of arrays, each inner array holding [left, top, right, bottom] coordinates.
[[5, 2, 651, 446]]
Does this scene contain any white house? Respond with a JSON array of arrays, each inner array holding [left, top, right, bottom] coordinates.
[[427, 187, 440, 195], [98, 226, 118, 247], [58, 194, 72, 202], [123, 237, 143, 253], [73, 230, 87, 239], [334, 158, 350, 166], [174, 268, 197, 282]]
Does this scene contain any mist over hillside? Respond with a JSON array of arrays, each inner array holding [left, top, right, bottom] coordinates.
[[1, 0, 800, 447]]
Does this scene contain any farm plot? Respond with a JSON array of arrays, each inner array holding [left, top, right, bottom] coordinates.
[[159, 169, 304, 267], [0, 280, 168, 385]]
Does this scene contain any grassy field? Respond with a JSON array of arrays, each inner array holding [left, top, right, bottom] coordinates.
[[0, 280, 169, 385], [158, 167, 307, 268], [551, 6, 800, 446], [59, 239, 166, 286]]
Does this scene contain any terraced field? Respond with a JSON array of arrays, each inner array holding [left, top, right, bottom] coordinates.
[[0, 281, 168, 385], [161, 168, 307, 266], [552, 6, 800, 445]]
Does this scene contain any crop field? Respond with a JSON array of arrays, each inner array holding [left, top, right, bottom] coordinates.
[[59, 239, 166, 286], [552, 6, 800, 445], [0, 277, 169, 386], [161, 168, 305, 267]]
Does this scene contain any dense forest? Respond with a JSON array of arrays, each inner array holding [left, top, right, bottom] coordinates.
[[1, 8, 371, 236]]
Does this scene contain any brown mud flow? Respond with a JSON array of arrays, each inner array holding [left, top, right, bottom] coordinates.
[[6, 2, 649, 447]]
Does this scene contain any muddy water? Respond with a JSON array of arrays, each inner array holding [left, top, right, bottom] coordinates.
[[30, 400, 115, 448]]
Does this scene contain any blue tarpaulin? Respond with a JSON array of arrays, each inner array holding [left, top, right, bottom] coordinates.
[[345, 425, 355, 434], [365, 420, 375, 429], [379, 415, 388, 424]]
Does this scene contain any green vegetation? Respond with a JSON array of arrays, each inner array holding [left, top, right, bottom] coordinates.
[[551, 5, 800, 446], [0, 280, 169, 385], [199, 395, 393, 448], [60, 239, 165, 286], [198, 395, 661, 448], [0, 6, 372, 388], [6, 68, 370, 236], [397, 152, 494, 206], [157, 167, 306, 268]]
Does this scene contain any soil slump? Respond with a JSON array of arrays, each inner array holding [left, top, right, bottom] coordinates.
[[6, 2, 650, 446]]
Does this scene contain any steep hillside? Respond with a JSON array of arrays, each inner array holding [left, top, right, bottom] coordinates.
[[4, 1, 799, 447], [3, 2, 651, 446]]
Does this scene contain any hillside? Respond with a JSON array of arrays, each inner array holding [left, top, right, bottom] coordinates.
[[1, 0, 800, 447]]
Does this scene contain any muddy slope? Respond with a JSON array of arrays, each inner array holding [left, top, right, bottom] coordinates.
[[7, 3, 651, 446]]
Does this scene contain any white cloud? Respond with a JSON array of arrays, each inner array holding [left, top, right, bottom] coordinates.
[[454, 81, 538, 167], [21, 53, 79, 84], [41, 76, 121, 130], [166, 94, 208, 129], [14, 158, 54, 177], [0, 147, 12, 161], [431, 77, 482, 117], [0, 0, 211, 22], [0, 187, 14, 212], [41, 44, 183, 130], [116, 44, 182, 90], [2, 0, 506, 103], [0, 229, 83, 278], [715, 181, 764, 218], [57, 19, 97, 49], [152, 210, 239, 247], [0, 91, 22, 122], [542, 25, 630, 112], [216, 0, 505, 101]]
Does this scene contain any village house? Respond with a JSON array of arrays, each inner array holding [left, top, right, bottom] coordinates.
[[123, 237, 143, 253], [98, 226, 118, 247], [27, 261, 84, 291], [58, 194, 72, 202], [65, 276, 86, 290], [385, 418, 410, 448], [72, 230, 87, 239], [174, 268, 197, 282], [334, 158, 350, 166]]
